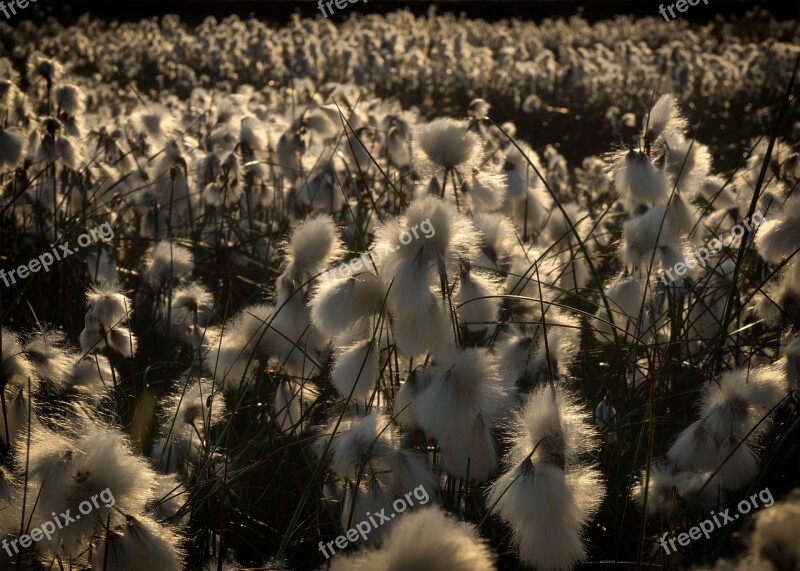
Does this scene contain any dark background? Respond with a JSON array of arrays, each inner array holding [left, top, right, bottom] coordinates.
[[15, 0, 800, 24]]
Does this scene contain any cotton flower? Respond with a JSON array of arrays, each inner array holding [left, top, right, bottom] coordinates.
[[503, 141, 553, 235], [455, 268, 503, 332], [594, 397, 617, 444], [413, 349, 510, 479], [152, 377, 224, 474], [632, 463, 721, 518], [92, 513, 184, 570], [643, 94, 687, 141], [340, 478, 396, 541], [754, 194, 800, 263], [592, 273, 650, 344], [147, 473, 188, 522], [621, 204, 677, 269], [328, 506, 496, 571], [498, 315, 579, 392], [25, 424, 160, 557], [143, 240, 195, 288], [487, 385, 604, 571], [54, 84, 85, 116], [80, 284, 137, 358], [26, 55, 63, 86], [204, 303, 287, 387], [22, 329, 76, 386], [280, 215, 344, 292], [309, 271, 385, 340], [160, 282, 214, 348], [326, 411, 398, 482], [749, 491, 800, 571], [0, 127, 24, 169], [65, 354, 114, 400], [331, 339, 380, 401], [393, 369, 435, 429], [415, 118, 482, 175], [668, 366, 787, 490], [615, 150, 669, 208]]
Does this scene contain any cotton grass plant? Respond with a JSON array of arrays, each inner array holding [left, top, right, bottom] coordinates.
[[0, 7, 799, 571]]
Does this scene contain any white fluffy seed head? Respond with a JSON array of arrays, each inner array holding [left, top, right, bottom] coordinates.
[[455, 269, 503, 332], [331, 339, 380, 401], [328, 411, 398, 481], [415, 117, 482, 173], [309, 271, 385, 340], [143, 240, 195, 288], [616, 151, 669, 208], [643, 94, 687, 138], [416, 349, 509, 444], [329, 506, 496, 571], [621, 205, 675, 269]]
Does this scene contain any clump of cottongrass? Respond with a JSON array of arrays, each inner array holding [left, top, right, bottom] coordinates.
[[615, 150, 669, 209], [667, 365, 787, 490], [374, 195, 480, 355], [22, 329, 76, 387], [498, 312, 580, 392], [143, 240, 195, 289], [204, 303, 287, 388], [414, 117, 482, 178], [160, 282, 214, 348], [591, 272, 651, 344], [273, 379, 319, 434], [632, 462, 721, 519], [594, 396, 618, 444], [472, 212, 519, 272], [323, 411, 398, 483], [503, 141, 553, 237], [328, 506, 496, 571], [416, 349, 510, 480], [79, 283, 137, 358], [151, 377, 224, 475], [748, 490, 800, 571], [91, 513, 184, 570], [24, 423, 161, 558], [309, 271, 385, 341], [642, 94, 688, 143], [393, 369, 435, 429], [340, 478, 396, 541], [64, 354, 114, 402], [486, 385, 604, 571], [0, 127, 24, 169], [272, 215, 344, 373], [331, 339, 380, 401], [454, 266, 503, 333], [621, 204, 679, 271], [147, 473, 188, 523], [461, 169, 505, 213], [1, 327, 38, 446], [755, 193, 800, 264]]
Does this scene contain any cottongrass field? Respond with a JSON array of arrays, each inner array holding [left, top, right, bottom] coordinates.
[[1, 6, 800, 571]]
